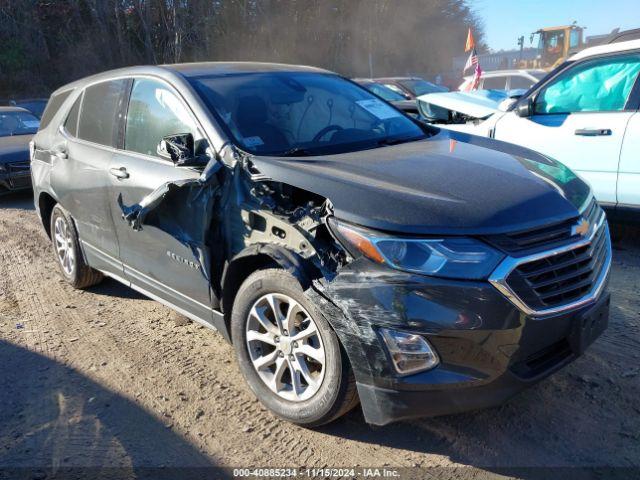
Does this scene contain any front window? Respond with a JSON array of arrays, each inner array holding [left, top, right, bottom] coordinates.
[[399, 79, 446, 96], [125, 78, 202, 158], [190, 72, 425, 156], [0, 111, 40, 136], [542, 30, 566, 65], [535, 54, 640, 114]]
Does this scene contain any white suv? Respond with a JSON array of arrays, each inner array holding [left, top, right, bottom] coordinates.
[[458, 69, 546, 92], [430, 40, 640, 219]]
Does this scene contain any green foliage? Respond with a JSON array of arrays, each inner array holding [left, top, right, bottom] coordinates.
[[0, 39, 27, 72]]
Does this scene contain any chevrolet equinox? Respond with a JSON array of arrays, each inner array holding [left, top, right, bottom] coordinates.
[[31, 63, 612, 426]]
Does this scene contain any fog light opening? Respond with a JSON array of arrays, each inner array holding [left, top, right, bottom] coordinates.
[[380, 328, 439, 375]]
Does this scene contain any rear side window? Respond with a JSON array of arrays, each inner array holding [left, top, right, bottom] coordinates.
[[483, 76, 507, 90], [78, 79, 127, 147], [39, 90, 72, 130], [510, 76, 536, 90], [64, 94, 82, 137]]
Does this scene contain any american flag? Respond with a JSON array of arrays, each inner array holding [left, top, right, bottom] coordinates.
[[462, 28, 482, 91], [463, 47, 478, 73], [469, 62, 483, 91]]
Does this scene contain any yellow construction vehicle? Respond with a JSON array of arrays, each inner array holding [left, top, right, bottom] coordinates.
[[519, 24, 585, 70]]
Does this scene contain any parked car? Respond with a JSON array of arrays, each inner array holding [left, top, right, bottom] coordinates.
[[458, 69, 546, 91], [352, 78, 420, 116], [8, 98, 49, 119], [374, 76, 448, 99], [32, 63, 611, 426], [419, 39, 640, 221], [0, 106, 39, 195]]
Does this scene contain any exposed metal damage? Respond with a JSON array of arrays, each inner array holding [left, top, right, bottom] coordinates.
[[115, 143, 350, 310]]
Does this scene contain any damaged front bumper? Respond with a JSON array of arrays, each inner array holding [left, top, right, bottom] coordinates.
[[314, 260, 610, 425]]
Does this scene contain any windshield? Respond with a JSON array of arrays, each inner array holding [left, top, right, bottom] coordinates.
[[399, 79, 447, 96], [0, 111, 40, 136], [190, 72, 425, 156]]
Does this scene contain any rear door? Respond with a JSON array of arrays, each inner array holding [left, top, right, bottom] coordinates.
[[494, 52, 640, 206], [51, 80, 128, 275], [107, 77, 215, 321]]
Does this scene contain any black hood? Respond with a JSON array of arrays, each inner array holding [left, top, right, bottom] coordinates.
[[249, 130, 591, 235], [0, 135, 32, 164]]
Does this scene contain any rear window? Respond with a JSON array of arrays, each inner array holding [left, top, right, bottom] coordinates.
[[39, 90, 72, 130], [78, 80, 127, 147], [64, 94, 82, 137], [482, 76, 507, 90], [510, 75, 537, 90]]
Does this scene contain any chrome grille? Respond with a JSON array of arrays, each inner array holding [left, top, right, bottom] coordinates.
[[484, 198, 599, 253], [490, 208, 611, 316]]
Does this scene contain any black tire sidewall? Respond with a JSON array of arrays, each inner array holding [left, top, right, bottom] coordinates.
[[232, 269, 345, 425]]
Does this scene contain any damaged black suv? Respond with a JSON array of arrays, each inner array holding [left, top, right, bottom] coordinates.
[[31, 63, 611, 426]]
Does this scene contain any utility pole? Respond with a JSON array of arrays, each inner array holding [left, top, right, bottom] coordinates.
[[517, 35, 524, 62]]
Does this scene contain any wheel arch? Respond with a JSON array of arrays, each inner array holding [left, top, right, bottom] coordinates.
[[220, 244, 317, 342], [38, 191, 58, 239]]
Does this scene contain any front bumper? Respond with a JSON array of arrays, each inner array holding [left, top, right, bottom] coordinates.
[[316, 259, 610, 425]]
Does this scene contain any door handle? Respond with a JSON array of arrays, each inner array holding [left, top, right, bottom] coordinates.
[[575, 128, 612, 136], [109, 166, 129, 179]]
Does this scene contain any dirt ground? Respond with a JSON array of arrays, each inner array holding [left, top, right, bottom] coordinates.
[[0, 191, 638, 480]]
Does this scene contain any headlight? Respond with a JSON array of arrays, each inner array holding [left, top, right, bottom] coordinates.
[[330, 219, 504, 280]]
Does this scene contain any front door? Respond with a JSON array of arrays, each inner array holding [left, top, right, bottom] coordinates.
[[107, 77, 216, 322], [494, 52, 640, 207]]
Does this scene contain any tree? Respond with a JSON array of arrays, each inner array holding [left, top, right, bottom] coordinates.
[[0, 0, 484, 98]]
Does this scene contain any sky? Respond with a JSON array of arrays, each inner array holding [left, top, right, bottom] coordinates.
[[472, 0, 639, 52]]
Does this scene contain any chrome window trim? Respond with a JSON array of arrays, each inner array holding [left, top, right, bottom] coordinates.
[[489, 209, 611, 317]]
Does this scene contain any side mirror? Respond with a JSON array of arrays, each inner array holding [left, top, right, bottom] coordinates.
[[498, 98, 518, 112], [515, 99, 533, 117], [157, 133, 195, 165]]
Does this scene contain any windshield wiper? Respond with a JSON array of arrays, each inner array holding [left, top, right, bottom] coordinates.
[[280, 147, 315, 157], [376, 135, 425, 147]]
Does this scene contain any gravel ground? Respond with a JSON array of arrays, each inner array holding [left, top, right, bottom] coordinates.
[[0, 191, 639, 480]]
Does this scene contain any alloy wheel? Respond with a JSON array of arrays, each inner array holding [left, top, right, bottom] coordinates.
[[245, 293, 326, 402], [54, 216, 75, 276]]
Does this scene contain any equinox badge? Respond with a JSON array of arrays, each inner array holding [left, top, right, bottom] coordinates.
[[166, 250, 201, 271]]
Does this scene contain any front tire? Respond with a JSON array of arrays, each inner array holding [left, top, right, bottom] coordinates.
[[50, 204, 103, 289], [231, 269, 358, 426]]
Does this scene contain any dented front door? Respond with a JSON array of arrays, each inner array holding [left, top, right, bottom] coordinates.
[[107, 77, 216, 323]]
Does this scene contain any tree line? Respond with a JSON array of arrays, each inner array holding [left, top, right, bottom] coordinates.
[[0, 0, 485, 98]]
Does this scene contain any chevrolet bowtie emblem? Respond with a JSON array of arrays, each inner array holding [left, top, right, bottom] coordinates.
[[572, 218, 590, 237]]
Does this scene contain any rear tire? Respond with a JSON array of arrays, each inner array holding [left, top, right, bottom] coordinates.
[[50, 204, 103, 289], [231, 269, 358, 427]]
